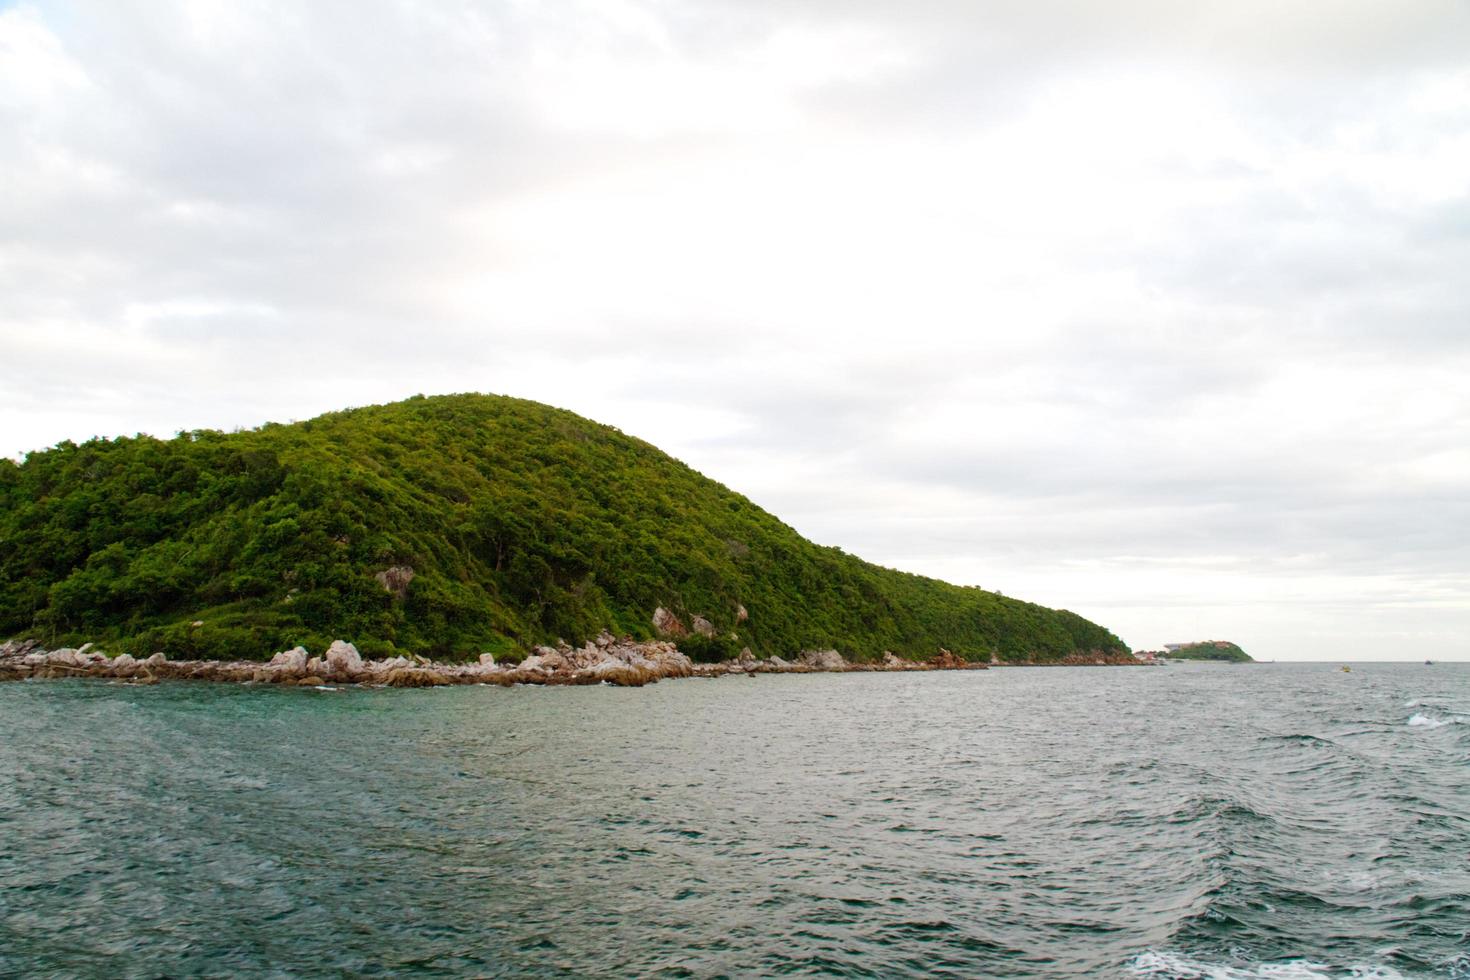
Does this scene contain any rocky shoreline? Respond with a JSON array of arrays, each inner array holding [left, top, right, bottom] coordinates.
[[0, 635, 1136, 689]]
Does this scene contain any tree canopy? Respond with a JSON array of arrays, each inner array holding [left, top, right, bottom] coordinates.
[[1166, 641, 1253, 662]]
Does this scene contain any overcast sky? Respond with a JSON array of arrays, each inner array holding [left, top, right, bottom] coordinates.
[[3, 1, 1468, 661]]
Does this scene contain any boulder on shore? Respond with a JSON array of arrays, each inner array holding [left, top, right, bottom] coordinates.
[[383, 667, 449, 688], [0, 639, 42, 660], [324, 640, 364, 678], [798, 649, 848, 671], [46, 648, 83, 668], [929, 648, 970, 669], [269, 646, 309, 677], [108, 653, 138, 677], [520, 647, 569, 673]]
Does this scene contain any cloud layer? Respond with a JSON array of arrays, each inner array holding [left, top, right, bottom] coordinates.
[[3, 0, 1468, 659]]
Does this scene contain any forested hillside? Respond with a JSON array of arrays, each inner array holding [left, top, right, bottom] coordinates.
[[0, 394, 1127, 663], [1165, 641, 1253, 662]]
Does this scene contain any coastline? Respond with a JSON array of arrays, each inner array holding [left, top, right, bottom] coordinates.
[[0, 635, 1139, 689]]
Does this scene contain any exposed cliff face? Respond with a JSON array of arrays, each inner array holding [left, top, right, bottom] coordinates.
[[0, 393, 1129, 663]]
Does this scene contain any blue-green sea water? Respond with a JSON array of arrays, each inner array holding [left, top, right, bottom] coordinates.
[[1, 663, 1466, 978]]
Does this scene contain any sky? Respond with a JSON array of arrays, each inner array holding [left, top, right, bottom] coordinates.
[[2, 1, 1468, 661]]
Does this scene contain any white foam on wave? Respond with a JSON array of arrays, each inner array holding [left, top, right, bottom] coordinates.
[[1129, 950, 1408, 980], [1406, 712, 1465, 729]]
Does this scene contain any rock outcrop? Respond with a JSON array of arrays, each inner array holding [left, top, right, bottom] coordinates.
[[0, 636, 695, 689], [373, 565, 416, 599], [0, 632, 1137, 689], [798, 649, 848, 671], [929, 648, 969, 669], [652, 606, 687, 638]]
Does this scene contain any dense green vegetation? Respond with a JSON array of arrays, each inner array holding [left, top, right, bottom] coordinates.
[[1165, 641, 1253, 663], [0, 394, 1127, 663]]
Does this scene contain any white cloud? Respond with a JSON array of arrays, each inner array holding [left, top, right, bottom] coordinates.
[[1, 0, 1467, 659]]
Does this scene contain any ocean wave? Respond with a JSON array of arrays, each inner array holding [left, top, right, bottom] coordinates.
[[1259, 733, 1337, 747], [1407, 713, 1464, 729], [1128, 950, 1409, 979]]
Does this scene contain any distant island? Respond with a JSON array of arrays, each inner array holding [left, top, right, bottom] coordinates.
[[1136, 641, 1254, 663], [0, 393, 1133, 670]]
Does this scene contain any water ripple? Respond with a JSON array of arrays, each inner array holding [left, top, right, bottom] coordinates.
[[1, 663, 1467, 976]]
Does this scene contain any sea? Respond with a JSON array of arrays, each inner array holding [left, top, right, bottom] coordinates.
[[1, 662, 1466, 978]]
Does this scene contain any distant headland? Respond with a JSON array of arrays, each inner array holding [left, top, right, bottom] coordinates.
[[1135, 641, 1254, 663]]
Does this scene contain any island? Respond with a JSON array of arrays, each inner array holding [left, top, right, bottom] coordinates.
[[0, 393, 1136, 679], [1137, 641, 1254, 663]]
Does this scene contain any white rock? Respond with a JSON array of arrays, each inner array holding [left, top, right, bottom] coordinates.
[[324, 640, 364, 677], [799, 649, 848, 671], [478, 653, 496, 667], [269, 646, 309, 676], [144, 652, 168, 667]]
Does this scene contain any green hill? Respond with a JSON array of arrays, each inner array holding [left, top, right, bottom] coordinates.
[[1165, 641, 1253, 663], [0, 393, 1127, 664]]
